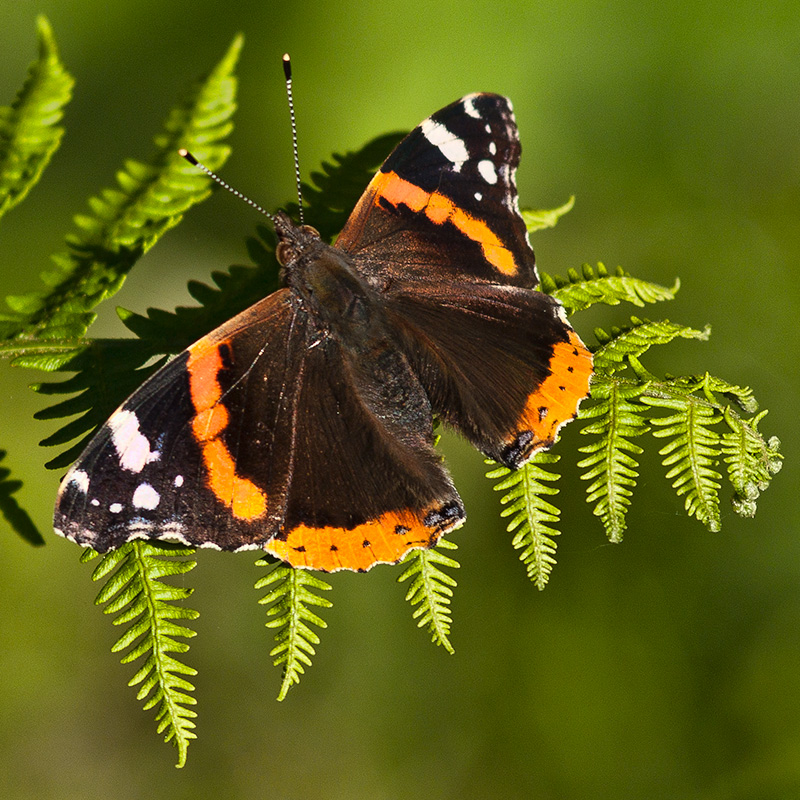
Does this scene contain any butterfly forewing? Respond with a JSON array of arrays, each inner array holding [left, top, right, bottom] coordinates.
[[337, 93, 538, 289]]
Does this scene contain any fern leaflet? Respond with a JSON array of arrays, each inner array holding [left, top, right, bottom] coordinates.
[[487, 451, 561, 588], [521, 196, 575, 232], [593, 317, 710, 374], [578, 378, 649, 542], [642, 381, 724, 531], [721, 409, 783, 517], [89, 541, 199, 767], [0, 16, 73, 223], [397, 538, 459, 652], [539, 263, 679, 315], [255, 560, 332, 700]]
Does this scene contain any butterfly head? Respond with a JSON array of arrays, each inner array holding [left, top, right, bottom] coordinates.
[[274, 210, 321, 267]]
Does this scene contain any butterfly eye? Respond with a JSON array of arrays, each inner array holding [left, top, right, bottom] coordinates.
[[276, 241, 293, 266]]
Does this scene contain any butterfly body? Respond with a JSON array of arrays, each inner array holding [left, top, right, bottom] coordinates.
[[54, 93, 592, 572]]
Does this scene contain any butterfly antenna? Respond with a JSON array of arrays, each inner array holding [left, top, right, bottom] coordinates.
[[178, 149, 278, 223], [282, 53, 305, 225]]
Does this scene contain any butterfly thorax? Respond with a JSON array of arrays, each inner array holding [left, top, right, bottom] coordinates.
[[275, 211, 385, 349]]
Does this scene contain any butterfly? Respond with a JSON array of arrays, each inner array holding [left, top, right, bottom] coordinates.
[[54, 93, 592, 572]]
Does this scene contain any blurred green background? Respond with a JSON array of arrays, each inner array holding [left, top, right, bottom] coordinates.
[[1, 1, 798, 798]]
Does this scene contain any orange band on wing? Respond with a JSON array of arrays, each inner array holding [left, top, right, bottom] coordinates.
[[371, 171, 519, 277], [514, 330, 593, 449], [187, 340, 267, 520], [265, 507, 463, 572]]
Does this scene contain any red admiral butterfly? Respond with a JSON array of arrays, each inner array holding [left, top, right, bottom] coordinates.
[[54, 93, 592, 572]]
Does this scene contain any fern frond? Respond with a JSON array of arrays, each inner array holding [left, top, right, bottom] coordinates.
[[255, 560, 332, 701], [487, 451, 561, 589], [0, 16, 73, 223], [2, 33, 243, 367], [578, 378, 649, 542], [642, 383, 723, 531], [721, 409, 783, 517], [91, 541, 199, 768], [539, 263, 679, 314], [522, 196, 575, 232], [593, 317, 710, 374], [397, 538, 459, 652], [0, 449, 44, 544]]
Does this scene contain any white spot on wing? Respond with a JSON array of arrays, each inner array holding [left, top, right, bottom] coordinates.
[[462, 96, 480, 118], [109, 503, 123, 514], [173, 475, 184, 487], [67, 469, 90, 494], [420, 118, 468, 172], [474, 191, 483, 201], [132, 483, 160, 510], [108, 409, 161, 473], [477, 159, 498, 184], [91, 498, 100, 507]]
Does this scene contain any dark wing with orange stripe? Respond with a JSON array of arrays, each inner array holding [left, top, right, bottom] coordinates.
[[336, 93, 538, 289], [54, 290, 464, 571], [385, 282, 592, 468], [54, 291, 297, 553]]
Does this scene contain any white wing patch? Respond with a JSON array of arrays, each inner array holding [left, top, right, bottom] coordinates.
[[132, 482, 161, 510], [420, 118, 469, 172], [66, 468, 90, 494], [108, 409, 161, 473], [477, 159, 498, 184]]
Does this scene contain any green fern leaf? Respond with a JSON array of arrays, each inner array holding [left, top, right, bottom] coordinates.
[[721, 409, 783, 517], [0, 449, 44, 544], [90, 541, 199, 768], [522, 196, 575, 232], [255, 560, 333, 701], [698, 374, 759, 414], [539, 263, 679, 314], [0, 16, 73, 222], [642, 387, 723, 531], [593, 317, 710, 374], [578, 378, 649, 542], [397, 538, 459, 652], [2, 33, 243, 367], [117, 231, 278, 353], [487, 451, 561, 589]]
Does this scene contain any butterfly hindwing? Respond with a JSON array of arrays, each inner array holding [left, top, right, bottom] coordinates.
[[385, 281, 593, 467]]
